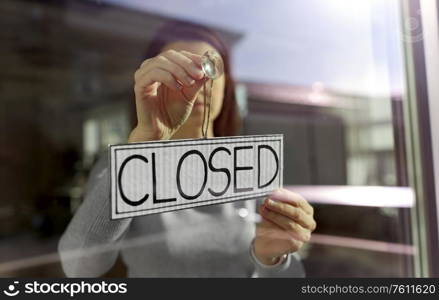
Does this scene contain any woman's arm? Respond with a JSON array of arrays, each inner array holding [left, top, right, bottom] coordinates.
[[58, 48, 207, 277], [58, 153, 132, 277], [250, 190, 316, 277], [250, 241, 306, 278]]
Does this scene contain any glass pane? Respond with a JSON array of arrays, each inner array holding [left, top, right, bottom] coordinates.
[[0, 0, 419, 277]]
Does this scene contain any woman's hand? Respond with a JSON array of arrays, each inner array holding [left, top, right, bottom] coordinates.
[[128, 49, 208, 142], [254, 188, 316, 265]]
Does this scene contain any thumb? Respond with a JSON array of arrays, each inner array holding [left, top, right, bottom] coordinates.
[[180, 76, 209, 103]]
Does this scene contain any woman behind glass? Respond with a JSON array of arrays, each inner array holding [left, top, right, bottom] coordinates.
[[58, 21, 316, 277]]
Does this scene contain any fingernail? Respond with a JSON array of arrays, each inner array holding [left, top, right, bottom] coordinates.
[[271, 189, 292, 202], [267, 199, 276, 206], [188, 79, 195, 85], [271, 189, 284, 198], [194, 68, 204, 78]]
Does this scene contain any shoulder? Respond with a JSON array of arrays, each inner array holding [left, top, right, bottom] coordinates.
[[89, 151, 109, 179]]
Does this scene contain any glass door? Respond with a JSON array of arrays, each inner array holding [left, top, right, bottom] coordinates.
[[1, 0, 438, 277]]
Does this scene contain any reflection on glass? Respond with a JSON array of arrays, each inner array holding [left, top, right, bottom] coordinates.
[[0, 0, 418, 278]]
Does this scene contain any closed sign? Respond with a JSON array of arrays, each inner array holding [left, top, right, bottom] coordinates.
[[109, 134, 283, 219]]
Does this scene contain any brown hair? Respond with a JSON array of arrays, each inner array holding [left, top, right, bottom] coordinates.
[[142, 20, 241, 137]]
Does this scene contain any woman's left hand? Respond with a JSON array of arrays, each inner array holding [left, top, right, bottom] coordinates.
[[254, 188, 316, 265]]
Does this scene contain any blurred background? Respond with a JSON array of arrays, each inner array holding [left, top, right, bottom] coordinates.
[[1, 0, 439, 277]]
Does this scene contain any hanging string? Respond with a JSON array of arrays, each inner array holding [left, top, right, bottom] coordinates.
[[177, 49, 222, 140], [201, 79, 213, 139], [179, 78, 213, 139]]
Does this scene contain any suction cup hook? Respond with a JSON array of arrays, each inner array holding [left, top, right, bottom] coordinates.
[[201, 50, 224, 80]]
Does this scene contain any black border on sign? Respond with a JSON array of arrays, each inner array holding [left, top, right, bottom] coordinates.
[[112, 193, 271, 220], [109, 134, 283, 219], [109, 134, 283, 148], [114, 140, 281, 214]]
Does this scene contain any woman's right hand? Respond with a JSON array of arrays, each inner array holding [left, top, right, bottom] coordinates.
[[128, 49, 208, 142]]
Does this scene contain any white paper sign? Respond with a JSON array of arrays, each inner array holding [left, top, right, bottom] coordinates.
[[109, 134, 283, 219]]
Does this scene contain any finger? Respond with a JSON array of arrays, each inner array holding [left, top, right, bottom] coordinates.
[[140, 58, 152, 68], [134, 58, 181, 87], [151, 55, 196, 87], [260, 205, 311, 243], [161, 50, 205, 80], [171, 74, 209, 105], [256, 214, 305, 253], [256, 220, 296, 241], [287, 239, 303, 253], [134, 68, 181, 94], [256, 222, 304, 253], [264, 198, 317, 231], [180, 50, 203, 67], [270, 188, 314, 215], [134, 58, 154, 80]]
